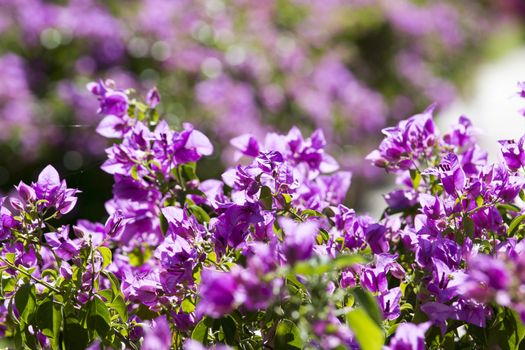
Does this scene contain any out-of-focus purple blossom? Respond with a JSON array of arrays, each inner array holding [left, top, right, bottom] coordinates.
[[184, 340, 232, 350], [279, 217, 318, 265], [385, 322, 431, 350], [383, 189, 418, 211], [196, 269, 241, 318], [518, 81, 525, 116], [146, 87, 161, 108], [460, 254, 510, 303], [142, 316, 172, 350]]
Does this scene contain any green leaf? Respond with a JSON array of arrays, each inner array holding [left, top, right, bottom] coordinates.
[[220, 316, 236, 345], [98, 289, 114, 302], [181, 298, 195, 313], [301, 209, 323, 218], [110, 295, 128, 322], [130, 164, 140, 181], [36, 298, 62, 349], [476, 195, 484, 207], [15, 283, 36, 323], [286, 274, 307, 295], [322, 207, 336, 217], [188, 205, 210, 224], [274, 319, 302, 350], [409, 169, 421, 189], [281, 193, 293, 207], [87, 297, 111, 338], [508, 214, 525, 237], [332, 254, 366, 269], [180, 163, 198, 182], [63, 320, 89, 350], [5, 253, 15, 265], [192, 317, 213, 344], [98, 247, 112, 269], [293, 254, 365, 276], [487, 308, 525, 350], [135, 304, 159, 320], [346, 308, 384, 350], [462, 217, 475, 238], [260, 186, 273, 210], [352, 288, 383, 327], [102, 271, 121, 299], [127, 246, 152, 266]]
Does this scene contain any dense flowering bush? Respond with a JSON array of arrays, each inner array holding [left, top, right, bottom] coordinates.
[[0, 0, 522, 184], [2, 80, 525, 349]]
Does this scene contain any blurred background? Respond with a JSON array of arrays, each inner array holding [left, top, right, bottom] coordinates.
[[0, 0, 525, 221]]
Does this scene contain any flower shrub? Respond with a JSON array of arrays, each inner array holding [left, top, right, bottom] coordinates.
[[2, 80, 525, 349]]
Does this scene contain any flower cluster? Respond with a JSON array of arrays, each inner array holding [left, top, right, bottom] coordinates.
[[0, 0, 521, 189], [2, 81, 525, 349]]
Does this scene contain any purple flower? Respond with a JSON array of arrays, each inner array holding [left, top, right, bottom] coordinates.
[[87, 80, 128, 118], [499, 137, 525, 171], [361, 254, 404, 293], [161, 206, 205, 240], [0, 204, 17, 240], [31, 165, 79, 215], [378, 287, 402, 320], [235, 268, 273, 311], [155, 234, 198, 292], [384, 189, 418, 211], [73, 220, 107, 247], [44, 226, 80, 261], [172, 123, 214, 163], [230, 134, 261, 159], [386, 322, 431, 350], [443, 116, 478, 148], [365, 223, 389, 254], [146, 87, 161, 108], [124, 269, 162, 307], [420, 302, 457, 334], [196, 269, 240, 318], [460, 254, 510, 302], [367, 105, 437, 171], [142, 316, 172, 350], [436, 153, 466, 196], [212, 203, 264, 252], [279, 217, 318, 265], [419, 194, 444, 220]]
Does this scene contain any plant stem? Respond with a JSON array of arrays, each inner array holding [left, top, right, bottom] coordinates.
[[0, 257, 61, 293]]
